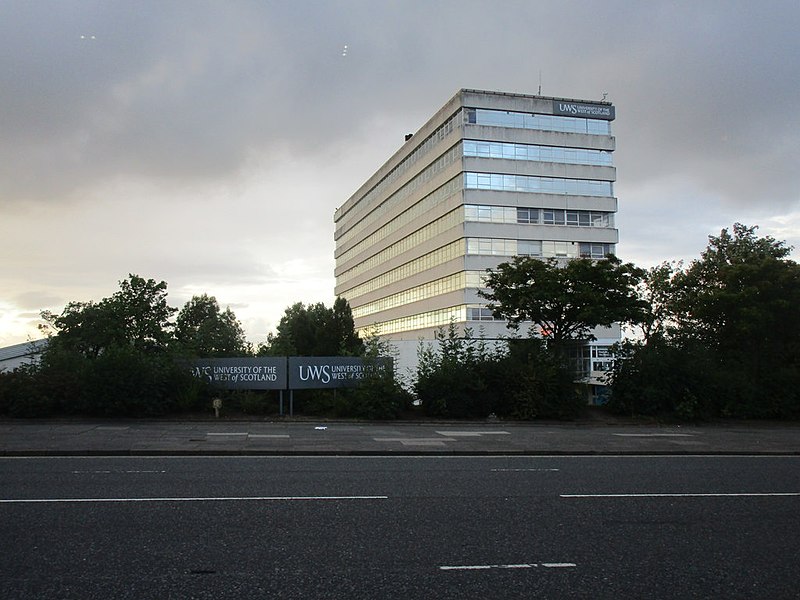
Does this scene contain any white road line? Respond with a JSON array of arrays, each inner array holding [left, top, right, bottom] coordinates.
[[436, 431, 511, 437], [206, 432, 249, 436], [0, 495, 388, 504], [248, 435, 290, 439], [401, 441, 447, 447], [123, 470, 166, 473], [373, 437, 457, 442], [440, 563, 576, 571], [5, 454, 798, 461], [561, 492, 800, 498], [71, 470, 166, 474], [612, 433, 695, 437], [491, 468, 560, 472]]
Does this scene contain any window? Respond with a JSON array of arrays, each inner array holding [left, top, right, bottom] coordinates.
[[463, 139, 613, 166], [518, 240, 542, 256], [517, 208, 539, 223], [579, 243, 613, 259], [464, 172, 613, 197], [466, 108, 612, 136], [467, 307, 497, 321]]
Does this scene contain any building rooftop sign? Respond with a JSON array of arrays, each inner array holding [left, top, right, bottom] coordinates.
[[553, 100, 615, 120]]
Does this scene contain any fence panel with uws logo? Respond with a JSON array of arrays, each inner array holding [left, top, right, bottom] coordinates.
[[188, 357, 391, 390], [188, 357, 287, 390], [288, 357, 392, 389]]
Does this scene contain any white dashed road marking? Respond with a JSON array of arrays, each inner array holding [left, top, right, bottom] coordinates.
[[436, 431, 510, 437], [491, 468, 560, 472], [0, 495, 388, 504], [561, 492, 800, 498], [440, 562, 576, 571], [612, 433, 695, 437]]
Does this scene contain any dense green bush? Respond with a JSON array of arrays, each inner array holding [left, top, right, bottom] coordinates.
[[0, 363, 55, 417], [607, 339, 721, 419], [415, 325, 497, 418], [336, 361, 413, 419], [0, 345, 205, 418], [414, 325, 583, 420], [492, 339, 584, 420]]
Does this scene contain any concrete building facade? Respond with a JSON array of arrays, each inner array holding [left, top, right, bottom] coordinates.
[[334, 89, 619, 391]]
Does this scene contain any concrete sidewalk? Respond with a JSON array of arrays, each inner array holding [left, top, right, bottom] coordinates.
[[1, 419, 799, 455]]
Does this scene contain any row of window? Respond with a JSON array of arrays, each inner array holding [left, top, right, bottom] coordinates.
[[465, 205, 614, 227], [336, 111, 459, 230], [352, 270, 498, 320], [465, 172, 613, 197], [336, 208, 462, 286], [352, 265, 518, 321], [357, 305, 467, 337], [351, 272, 467, 320], [465, 108, 611, 135], [467, 307, 497, 321], [463, 140, 612, 166], [358, 307, 618, 341], [568, 345, 613, 359], [337, 239, 464, 301], [340, 235, 614, 302], [337, 144, 614, 255], [466, 238, 613, 259], [336, 177, 461, 267], [339, 201, 614, 276], [336, 142, 462, 246], [568, 345, 615, 376]]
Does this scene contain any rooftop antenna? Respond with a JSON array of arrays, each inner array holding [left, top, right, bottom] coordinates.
[[538, 70, 542, 95], [602, 91, 608, 101]]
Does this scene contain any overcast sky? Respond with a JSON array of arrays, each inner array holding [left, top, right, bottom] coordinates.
[[2, 0, 799, 347]]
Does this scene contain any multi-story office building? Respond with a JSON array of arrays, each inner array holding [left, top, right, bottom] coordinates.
[[334, 89, 619, 393]]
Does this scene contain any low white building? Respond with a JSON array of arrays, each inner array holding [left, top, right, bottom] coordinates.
[[0, 340, 48, 372]]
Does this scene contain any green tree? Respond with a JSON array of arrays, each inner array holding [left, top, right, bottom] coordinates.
[[41, 274, 176, 356], [673, 224, 800, 417], [261, 299, 363, 356], [480, 256, 646, 350], [174, 294, 250, 357], [635, 261, 682, 342], [332, 296, 363, 355], [33, 274, 190, 416], [609, 224, 800, 419], [673, 223, 796, 348]]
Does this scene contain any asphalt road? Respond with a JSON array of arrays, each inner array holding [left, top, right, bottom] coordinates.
[[2, 455, 799, 599], [2, 420, 800, 455]]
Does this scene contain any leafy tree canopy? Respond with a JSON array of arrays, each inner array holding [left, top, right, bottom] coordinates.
[[673, 223, 799, 351], [259, 297, 363, 356], [609, 224, 800, 419], [480, 255, 646, 346], [41, 274, 175, 357], [174, 294, 250, 357]]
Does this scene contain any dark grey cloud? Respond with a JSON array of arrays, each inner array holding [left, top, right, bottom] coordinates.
[[2, 1, 797, 208], [1, 1, 798, 345]]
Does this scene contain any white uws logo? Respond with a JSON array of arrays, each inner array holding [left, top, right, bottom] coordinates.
[[558, 102, 579, 114], [298, 364, 332, 384]]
